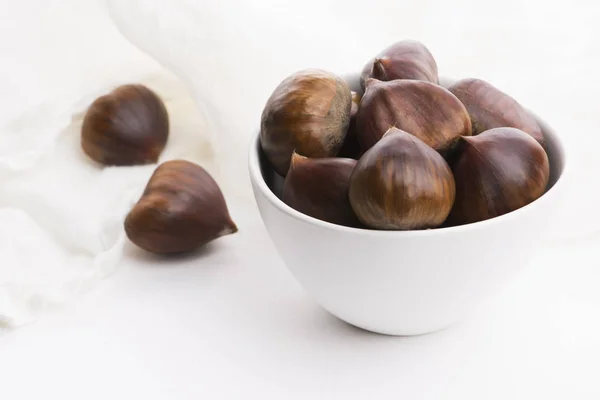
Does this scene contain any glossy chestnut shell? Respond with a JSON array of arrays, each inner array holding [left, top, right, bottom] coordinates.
[[446, 127, 550, 226], [260, 69, 352, 176], [360, 40, 439, 90], [448, 78, 545, 147], [81, 84, 169, 166], [283, 153, 360, 227], [356, 79, 472, 154], [125, 160, 237, 254], [349, 127, 455, 230]]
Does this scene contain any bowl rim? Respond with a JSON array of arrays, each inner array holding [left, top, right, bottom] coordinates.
[[248, 85, 570, 238]]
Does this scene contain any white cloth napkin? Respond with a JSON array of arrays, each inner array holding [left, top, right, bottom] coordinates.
[[0, 0, 219, 328], [1, 0, 599, 329]]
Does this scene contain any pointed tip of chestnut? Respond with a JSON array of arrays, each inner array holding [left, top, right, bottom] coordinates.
[[221, 219, 239, 236], [372, 58, 390, 80], [381, 126, 396, 138], [290, 151, 308, 167]]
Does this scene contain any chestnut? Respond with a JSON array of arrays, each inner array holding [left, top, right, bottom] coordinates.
[[446, 127, 550, 226], [349, 127, 455, 230], [81, 84, 169, 166], [124, 160, 237, 254], [360, 40, 439, 90], [283, 153, 360, 227], [356, 79, 472, 154], [448, 78, 545, 147], [260, 69, 352, 176]]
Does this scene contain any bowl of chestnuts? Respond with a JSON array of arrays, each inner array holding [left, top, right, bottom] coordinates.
[[248, 40, 568, 336]]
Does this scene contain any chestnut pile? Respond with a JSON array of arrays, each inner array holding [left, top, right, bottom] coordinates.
[[260, 40, 550, 230]]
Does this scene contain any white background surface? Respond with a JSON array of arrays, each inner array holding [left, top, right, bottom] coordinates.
[[1, 0, 599, 398]]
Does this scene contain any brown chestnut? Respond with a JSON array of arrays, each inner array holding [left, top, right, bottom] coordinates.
[[356, 79, 472, 154], [349, 127, 455, 230], [124, 160, 237, 254], [81, 84, 169, 166], [283, 153, 360, 227], [360, 40, 439, 90], [446, 127, 550, 226], [260, 69, 352, 176], [448, 78, 545, 147]]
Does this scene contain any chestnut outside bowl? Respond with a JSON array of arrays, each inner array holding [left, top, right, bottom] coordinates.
[[248, 74, 568, 336]]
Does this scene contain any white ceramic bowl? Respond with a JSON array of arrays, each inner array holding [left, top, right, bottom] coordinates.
[[248, 75, 568, 336]]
